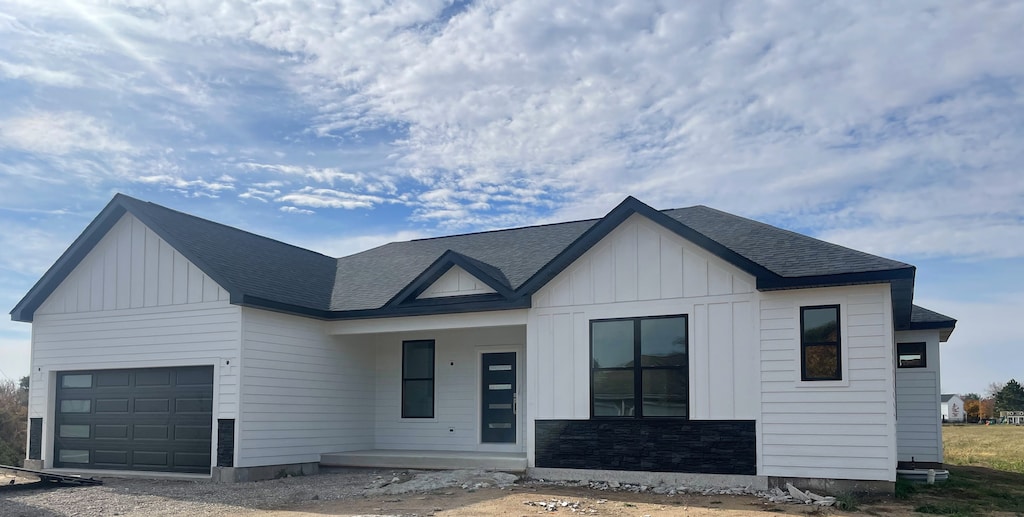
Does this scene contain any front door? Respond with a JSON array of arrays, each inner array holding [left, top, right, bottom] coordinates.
[[481, 352, 516, 443]]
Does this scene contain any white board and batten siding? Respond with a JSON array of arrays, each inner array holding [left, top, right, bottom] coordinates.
[[237, 309, 376, 468], [894, 330, 943, 463], [417, 265, 497, 299], [371, 325, 526, 453], [29, 213, 241, 466], [526, 214, 760, 463], [759, 285, 896, 482]]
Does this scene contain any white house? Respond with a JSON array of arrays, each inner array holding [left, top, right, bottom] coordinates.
[[12, 194, 956, 492], [940, 395, 965, 423]]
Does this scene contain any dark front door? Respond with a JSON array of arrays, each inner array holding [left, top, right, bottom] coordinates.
[[481, 352, 516, 443], [54, 366, 214, 473]]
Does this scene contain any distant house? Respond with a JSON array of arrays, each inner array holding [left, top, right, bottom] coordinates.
[[1001, 411, 1024, 425], [941, 395, 964, 422], [12, 194, 957, 492]]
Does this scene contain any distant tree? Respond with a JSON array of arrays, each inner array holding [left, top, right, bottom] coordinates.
[[980, 398, 996, 420], [0, 378, 28, 466], [987, 381, 1006, 398], [17, 376, 29, 406], [994, 379, 1024, 413], [962, 393, 981, 401], [963, 398, 981, 422]]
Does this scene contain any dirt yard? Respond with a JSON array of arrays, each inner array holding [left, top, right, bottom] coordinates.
[[0, 466, 1005, 517]]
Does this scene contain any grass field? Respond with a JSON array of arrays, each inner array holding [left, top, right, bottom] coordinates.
[[942, 424, 1024, 473], [889, 424, 1024, 516]]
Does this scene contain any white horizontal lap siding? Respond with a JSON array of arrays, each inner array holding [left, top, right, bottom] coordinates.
[[526, 214, 759, 466], [373, 326, 525, 452], [759, 285, 896, 482], [237, 309, 375, 467], [894, 330, 943, 463], [417, 266, 496, 299]]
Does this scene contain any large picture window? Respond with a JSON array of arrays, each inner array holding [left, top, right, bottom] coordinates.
[[402, 340, 435, 418], [801, 305, 841, 381], [591, 315, 688, 418]]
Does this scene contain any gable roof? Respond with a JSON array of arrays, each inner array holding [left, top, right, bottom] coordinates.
[[941, 394, 961, 403], [11, 194, 943, 332]]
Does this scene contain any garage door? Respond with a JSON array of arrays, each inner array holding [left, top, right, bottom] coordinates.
[[54, 366, 214, 473]]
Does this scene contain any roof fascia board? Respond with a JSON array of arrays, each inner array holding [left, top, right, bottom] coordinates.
[[384, 250, 516, 308], [515, 196, 781, 296], [240, 293, 530, 321], [756, 266, 916, 291], [10, 199, 128, 322]]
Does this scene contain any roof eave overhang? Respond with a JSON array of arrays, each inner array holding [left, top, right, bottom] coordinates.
[[10, 200, 130, 323], [238, 294, 531, 321], [757, 267, 917, 331]]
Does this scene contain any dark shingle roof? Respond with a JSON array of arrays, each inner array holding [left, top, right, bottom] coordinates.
[[12, 194, 937, 326], [941, 394, 959, 403], [331, 220, 595, 311], [665, 206, 912, 277], [911, 305, 957, 326]]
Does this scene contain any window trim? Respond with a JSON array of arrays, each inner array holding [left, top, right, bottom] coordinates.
[[897, 342, 927, 369], [800, 304, 842, 381], [401, 339, 435, 419], [589, 314, 689, 419]]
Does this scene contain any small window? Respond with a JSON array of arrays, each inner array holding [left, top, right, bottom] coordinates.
[[897, 342, 926, 368], [60, 400, 91, 413], [801, 305, 841, 381], [61, 374, 92, 388], [59, 424, 90, 438], [402, 340, 435, 418], [59, 449, 89, 463]]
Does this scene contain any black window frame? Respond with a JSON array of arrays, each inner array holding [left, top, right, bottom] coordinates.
[[897, 342, 927, 369], [589, 314, 689, 419], [800, 304, 842, 381], [401, 339, 435, 419]]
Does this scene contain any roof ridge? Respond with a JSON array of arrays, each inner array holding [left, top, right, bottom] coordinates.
[[406, 216, 603, 243]]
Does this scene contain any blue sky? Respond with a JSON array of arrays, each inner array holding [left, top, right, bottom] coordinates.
[[0, 1, 1021, 395]]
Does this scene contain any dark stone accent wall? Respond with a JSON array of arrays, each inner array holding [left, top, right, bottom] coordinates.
[[28, 418, 42, 460], [217, 419, 235, 468], [535, 419, 756, 475]]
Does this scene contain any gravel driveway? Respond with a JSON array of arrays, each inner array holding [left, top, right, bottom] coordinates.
[[1, 467, 515, 517]]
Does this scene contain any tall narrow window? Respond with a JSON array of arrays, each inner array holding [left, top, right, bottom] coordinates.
[[801, 305, 841, 381], [402, 340, 435, 418], [591, 315, 688, 418]]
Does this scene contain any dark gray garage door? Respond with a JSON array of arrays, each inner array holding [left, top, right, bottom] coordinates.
[[54, 366, 214, 473]]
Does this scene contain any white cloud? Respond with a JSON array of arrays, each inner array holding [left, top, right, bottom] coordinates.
[[276, 186, 399, 210], [278, 205, 313, 215], [0, 60, 82, 87], [0, 111, 135, 156]]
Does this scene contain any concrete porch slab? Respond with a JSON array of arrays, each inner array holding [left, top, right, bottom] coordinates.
[[321, 449, 527, 472]]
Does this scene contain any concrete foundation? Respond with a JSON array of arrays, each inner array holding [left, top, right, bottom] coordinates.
[[527, 467, 768, 490], [23, 459, 43, 470], [321, 450, 527, 472], [768, 476, 894, 496], [212, 462, 319, 483]]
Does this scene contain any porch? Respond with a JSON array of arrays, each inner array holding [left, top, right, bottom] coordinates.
[[321, 449, 528, 472]]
